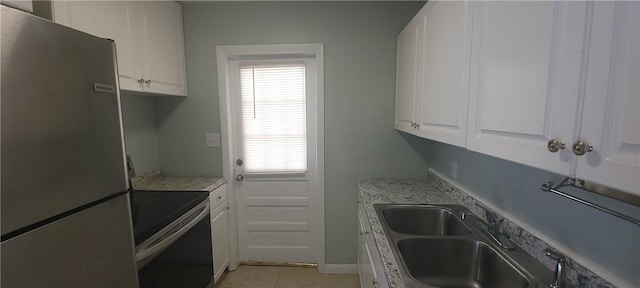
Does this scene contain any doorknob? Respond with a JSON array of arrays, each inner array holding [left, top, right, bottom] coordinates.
[[235, 174, 244, 183]]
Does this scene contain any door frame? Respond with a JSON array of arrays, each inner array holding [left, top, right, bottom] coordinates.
[[216, 44, 325, 271]]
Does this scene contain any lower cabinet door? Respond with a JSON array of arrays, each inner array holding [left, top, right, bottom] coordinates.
[[358, 207, 379, 288], [211, 201, 230, 283], [362, 241, 378, 288]]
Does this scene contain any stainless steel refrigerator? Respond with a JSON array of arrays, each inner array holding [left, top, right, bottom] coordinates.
[[1, 6, 138, 287]]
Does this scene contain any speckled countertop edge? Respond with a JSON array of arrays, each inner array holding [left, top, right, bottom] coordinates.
[[131, 170, 226, 193], [357, 171, 615, 288]]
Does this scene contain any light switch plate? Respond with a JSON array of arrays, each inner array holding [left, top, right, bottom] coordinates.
[[205, 133, 221, 148]]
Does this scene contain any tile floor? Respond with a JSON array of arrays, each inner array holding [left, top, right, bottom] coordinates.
[[213, 265, 360, 288]]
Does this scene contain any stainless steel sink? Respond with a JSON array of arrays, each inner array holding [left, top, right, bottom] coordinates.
[[374, 204, 567, 288], [397, 238, 528, 288], [379, 206, 471, 236]]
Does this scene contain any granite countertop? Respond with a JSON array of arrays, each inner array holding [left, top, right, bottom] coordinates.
[[357, 178, 462, 288], [131, 171, 226, 193], [357, 172, 612, 288]]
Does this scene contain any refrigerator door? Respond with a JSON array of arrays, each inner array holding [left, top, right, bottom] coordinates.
[[1, 6, 128, 235], [1, 194, 138, 287]]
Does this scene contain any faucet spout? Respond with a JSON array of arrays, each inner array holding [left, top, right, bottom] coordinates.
[[545, 248, 567, 288], [474, 203, 515, 250]]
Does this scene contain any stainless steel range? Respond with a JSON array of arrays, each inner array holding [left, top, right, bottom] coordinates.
[[131, 189, 214, 288]]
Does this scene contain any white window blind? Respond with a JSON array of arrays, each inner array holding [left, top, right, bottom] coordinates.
[[239, 61, 307, 173]]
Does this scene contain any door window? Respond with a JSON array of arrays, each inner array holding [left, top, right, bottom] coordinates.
[[238, 61, 307, 174]]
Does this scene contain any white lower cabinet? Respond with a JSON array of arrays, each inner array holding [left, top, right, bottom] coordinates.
[[211, 200, 230, 282], [358, 200, 387, 288], [210, 184, 230, 284]]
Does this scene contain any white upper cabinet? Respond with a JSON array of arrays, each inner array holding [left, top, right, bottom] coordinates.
[[466, 1, 587, 175], [52, 1, 139, 91], [52, 1, 188, 96], [575, 2, 640, 194], [394, 15, 422, 134], [395, 1, 639, 194], [415, 1, 472, 147], [138, 1, 188, 96]]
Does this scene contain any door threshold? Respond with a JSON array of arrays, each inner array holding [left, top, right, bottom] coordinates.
[[240, 261, 317, 268]]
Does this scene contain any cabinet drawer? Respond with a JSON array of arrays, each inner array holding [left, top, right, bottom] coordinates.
[[209, 184, 228, 210]]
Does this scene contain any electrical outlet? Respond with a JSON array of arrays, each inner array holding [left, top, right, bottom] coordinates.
[[451, 161, 458, 179], [205, 133, 220, 148]]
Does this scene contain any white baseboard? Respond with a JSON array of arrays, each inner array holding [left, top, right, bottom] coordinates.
[[320, 264, 358, 275]]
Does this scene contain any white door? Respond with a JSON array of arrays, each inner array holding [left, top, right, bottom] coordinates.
[[415, 0, 472, 147], [230, 59, 319, 263], [466, 1, 588, 175], [576, 1, 640, 195]]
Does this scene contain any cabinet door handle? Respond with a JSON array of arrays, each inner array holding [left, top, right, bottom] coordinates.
[[144, 79, 151, 87], [572, 140, 593, 156], [137, 78, 145, 85], [217, 195, 222, 200], [547, 139, 565, 153]]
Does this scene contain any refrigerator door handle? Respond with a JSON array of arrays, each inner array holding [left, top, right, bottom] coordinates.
[[135, 199, 210, 268]]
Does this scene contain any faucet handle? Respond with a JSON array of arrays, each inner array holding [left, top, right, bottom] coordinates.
[[475, 202, 497, 221], [545, 248, 566, 263]]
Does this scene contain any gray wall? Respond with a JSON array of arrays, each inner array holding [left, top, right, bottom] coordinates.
[[425, 139, 640, 285], [120, 94, 160, 174], [155, 1, 429, 264]]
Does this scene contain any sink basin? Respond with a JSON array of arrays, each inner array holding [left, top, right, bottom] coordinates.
[[373, 204, 558, 288], [379, 206, 471, 236], [397, 238, 529, 288]]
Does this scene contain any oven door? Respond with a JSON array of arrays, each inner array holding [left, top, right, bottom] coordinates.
[[136, 198, 213, 288]]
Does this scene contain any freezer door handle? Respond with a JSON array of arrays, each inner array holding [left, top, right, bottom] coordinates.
[[134, 199, 210, 268]]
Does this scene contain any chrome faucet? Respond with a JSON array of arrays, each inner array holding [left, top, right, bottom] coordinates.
[[475, 203, 515, 250], [545, 248, 567, 288]]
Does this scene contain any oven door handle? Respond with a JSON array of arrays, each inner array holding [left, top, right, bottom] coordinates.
[[135, 200, 210, 264]]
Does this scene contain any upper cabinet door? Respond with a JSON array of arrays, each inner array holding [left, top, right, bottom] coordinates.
[[139, 1, 188, 96], [415, 1, 472, 147], [52, 1, 140, 91], [395, 17, 422, 134], [576, 2, 640, 195], [52, 1, 187, 97], [467, 1, 588, 175]]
